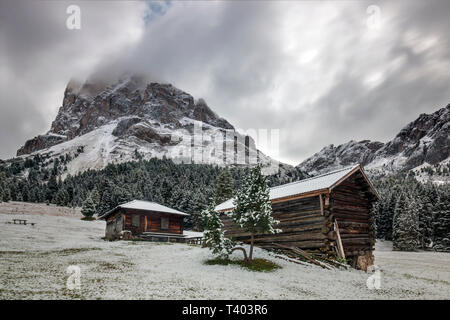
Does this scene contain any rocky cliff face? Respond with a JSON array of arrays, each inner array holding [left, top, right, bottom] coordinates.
[[297, 104, 449, 175], [297, 140, 384, 176], [368, 104, 449, 171], [15, 76, 283, 177], [17, 75, 233, 155]]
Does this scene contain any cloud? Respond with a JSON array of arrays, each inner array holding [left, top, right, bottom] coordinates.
[[0, 0, 449, 165]]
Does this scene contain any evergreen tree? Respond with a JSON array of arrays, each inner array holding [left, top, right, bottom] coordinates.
[[432, 193, 450, 251], [202, 202, 234, 258], [112, 186, 131, 206], [21, 185, 30, 202], [215, 168, 234, 205], [90, 188, 100, 208], [54, 188, 68, 206], [393, 193, 420, 251], [3, 187, 11, 202], [81, 195, 97, 219], [231, 165, 280, 261], [418, 185, 434, 248], [47, 173, 58, 201]]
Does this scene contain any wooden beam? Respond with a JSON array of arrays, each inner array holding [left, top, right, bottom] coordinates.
[[324, 194, 330, 207], [218, 190, 330, 212], [334, 220, 346, 260], [272, 243, 331, 270], [271, 189, 329, 204], [319, 194, 324, 216]]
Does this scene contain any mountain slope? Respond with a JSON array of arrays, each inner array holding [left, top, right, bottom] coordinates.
[[297, 103, 449, 177], [14, 75, 284, 177]]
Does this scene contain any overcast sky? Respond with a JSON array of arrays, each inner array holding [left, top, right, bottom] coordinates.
[[1, 0, 449, 165]]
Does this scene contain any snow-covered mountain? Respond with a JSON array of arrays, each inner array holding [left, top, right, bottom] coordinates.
[[297, 103, 449, 178], [15, 75, 284, 177]]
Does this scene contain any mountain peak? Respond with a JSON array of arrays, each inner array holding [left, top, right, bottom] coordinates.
[[15, 76, 281, 177], [297, 103, 449, 176], [17, 77, 234, 156]]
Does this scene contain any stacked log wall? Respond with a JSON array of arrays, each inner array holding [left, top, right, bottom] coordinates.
[[330, 171, 375, 261], [221, 196, 334, 253], [220, 169, 377, 270]]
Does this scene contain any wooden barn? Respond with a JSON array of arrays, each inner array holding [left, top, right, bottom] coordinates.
[[215, 165, 380, 270], [99, 200, 189, 241]]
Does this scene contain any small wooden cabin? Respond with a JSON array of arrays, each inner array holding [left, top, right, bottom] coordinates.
[[99, 200, 189, 240], [215, 165, 380, 270]]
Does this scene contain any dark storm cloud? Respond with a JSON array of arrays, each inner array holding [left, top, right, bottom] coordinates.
[[1, 0, 449, 165], [0, 0, 147, 158]]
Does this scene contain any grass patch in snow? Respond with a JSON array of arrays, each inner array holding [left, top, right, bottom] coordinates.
[[204, 258, 280, 272], [81, 217, 96, 221], [41, 247, 102, 256]]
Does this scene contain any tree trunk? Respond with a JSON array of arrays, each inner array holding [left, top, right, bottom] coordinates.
[[249, 233, 254, 261], [231, 247, 248, 262]]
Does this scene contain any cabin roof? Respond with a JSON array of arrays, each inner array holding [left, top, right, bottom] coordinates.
[[215, 164, 380, 212], [99, 200, 189, 219]]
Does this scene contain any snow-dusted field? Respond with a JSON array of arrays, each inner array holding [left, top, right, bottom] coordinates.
[[0, 201, 81, 217], [1, 213, 449, 300]]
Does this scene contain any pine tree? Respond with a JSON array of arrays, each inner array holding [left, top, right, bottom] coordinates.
[[418, 185, 434, 248], [393, 193, 420, 251], [47, 173, 58, 201], [202, 202, 234, 258], [90, 188, 100, 208], [215, 168, 234, 204], [432, 193, 450, 252], [3, 187, 11, 202], [113, 186, 131, 206], [54, 189, 68, 206], [231, 165, 280, 261], [81, 195, 97, 219], [190, 192, 207, 231]]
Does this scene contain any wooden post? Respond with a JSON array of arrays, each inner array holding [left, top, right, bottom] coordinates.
[[334, 220, 346, 260], [319, 194, 324, 216]]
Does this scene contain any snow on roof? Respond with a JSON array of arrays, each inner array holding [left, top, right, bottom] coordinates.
[[215, 164, 365, 212], [100, 200, 189, 219]]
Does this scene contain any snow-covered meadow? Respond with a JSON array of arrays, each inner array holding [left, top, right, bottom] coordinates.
[[1, 213, 449, 300]]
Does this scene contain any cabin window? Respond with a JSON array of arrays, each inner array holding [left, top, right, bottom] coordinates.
[[131, 214, 140, 227], [161, 217, 169, 229]]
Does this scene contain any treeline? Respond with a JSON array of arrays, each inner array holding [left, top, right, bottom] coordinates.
[[0, 155, 306, 229], [372, 173, 450, 252], [1, 155, 448, 252]]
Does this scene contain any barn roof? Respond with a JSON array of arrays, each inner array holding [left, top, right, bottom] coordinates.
[[215, 164, 379, 212], [99, 200, 189, 219]]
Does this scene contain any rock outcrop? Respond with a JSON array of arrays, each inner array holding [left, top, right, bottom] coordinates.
[[297, 104, 449, 175]]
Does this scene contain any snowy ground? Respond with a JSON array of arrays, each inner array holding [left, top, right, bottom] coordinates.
[[0, 201, 81, 217], [0, 213, 449, 300]]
